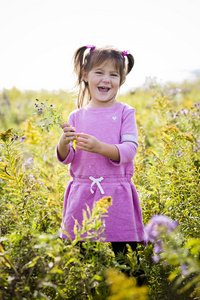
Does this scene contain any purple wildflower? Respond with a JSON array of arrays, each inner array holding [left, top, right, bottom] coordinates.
[[23, 157, 33, 167], [153, 244, 162, 254], [21, 137, 25, 142], [177, 151, 182, 157], [173, 112, 179, 119], [180, 264, 188, 276], [167, 88, 181, 96], [38, 107, 43, 112], [28, 174, 36, 182], [167, 220, 179, 231], [145, 215, 178, 264], [152, 255, 160, 263], [145, 215, 178, 243], [14, 135, 18, 140], [192, 112, 198, 117], [50, 104, 53, 107], [181, 108, 188, 116], [174, 88, 181, 94]]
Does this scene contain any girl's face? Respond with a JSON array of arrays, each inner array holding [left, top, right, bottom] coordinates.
[[83, 60, 123, 108]]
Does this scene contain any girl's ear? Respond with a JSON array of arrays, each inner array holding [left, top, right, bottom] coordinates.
[[121, 76, 126, 85], [81, 70, 88, 82]]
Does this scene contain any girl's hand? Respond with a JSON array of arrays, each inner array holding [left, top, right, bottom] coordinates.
[[75, 133, 101, 153], [60, 123, 76, 145], [76, 132, 120, 161], [57, 123, 76, 161]]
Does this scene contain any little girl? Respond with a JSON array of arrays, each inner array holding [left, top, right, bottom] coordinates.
[[57, 45, 144, 256]]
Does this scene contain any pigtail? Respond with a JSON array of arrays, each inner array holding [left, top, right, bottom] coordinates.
[[73, 46, 91, 108], [126, 53, 134, 75], [73, 46, 87, 84]]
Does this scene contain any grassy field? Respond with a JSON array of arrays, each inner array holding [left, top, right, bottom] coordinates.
[[0, 79, 199, 299]]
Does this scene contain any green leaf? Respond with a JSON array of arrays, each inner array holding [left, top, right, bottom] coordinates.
[[92, 274, 104, 281], [22, 256, 40, 269]]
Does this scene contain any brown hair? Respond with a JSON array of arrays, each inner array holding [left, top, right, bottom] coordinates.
[[73, 45, 134, 108]]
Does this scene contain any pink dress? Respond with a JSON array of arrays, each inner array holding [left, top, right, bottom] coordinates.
[[57, 102, 144, 242]]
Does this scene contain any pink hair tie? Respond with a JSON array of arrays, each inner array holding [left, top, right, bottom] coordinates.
[[86, 45, 95, 51], [122, 50, 129, 57]]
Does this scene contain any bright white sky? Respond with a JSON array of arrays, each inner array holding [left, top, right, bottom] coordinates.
[[0, 0, 200, 94]]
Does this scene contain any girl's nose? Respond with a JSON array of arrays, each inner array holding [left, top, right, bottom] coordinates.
[[102, 75, 110, 83]]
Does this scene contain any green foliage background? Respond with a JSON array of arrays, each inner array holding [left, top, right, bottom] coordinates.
[[0, 79, 199, 299]]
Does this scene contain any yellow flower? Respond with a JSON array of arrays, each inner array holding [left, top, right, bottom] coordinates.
[[73, 139, 76, 151], [70, 125, 76, 151], [96, 196, 113, 213]]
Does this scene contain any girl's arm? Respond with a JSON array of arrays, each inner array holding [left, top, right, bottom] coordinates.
[[97, 142, 120, 161], [75, 133, 120, 162], [76, 106, 138, 164], [57, 140, 70, 161]]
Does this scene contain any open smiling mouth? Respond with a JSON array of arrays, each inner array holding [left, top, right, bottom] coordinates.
[[98, 87, 110, 92]]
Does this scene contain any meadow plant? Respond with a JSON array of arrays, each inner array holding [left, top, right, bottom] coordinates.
[[133, 82, 200, 239], [0, 128, 32, 234], [145, 215, 200, 299], [106, 268, 148, 300], [0, 195, 146, 299], [33, 98, 76, 149], [0, 82, 200, 299], [72, 196, 113, 244], [33, 98, 64, 132], [145, 215, 178, 262]]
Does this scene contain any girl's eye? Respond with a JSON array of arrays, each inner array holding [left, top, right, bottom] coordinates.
[[111, 74, 118, 77], [96, 71, 102, 75]]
